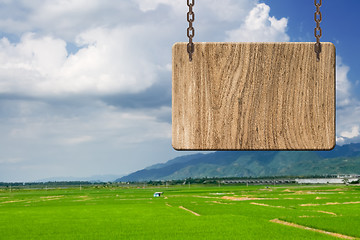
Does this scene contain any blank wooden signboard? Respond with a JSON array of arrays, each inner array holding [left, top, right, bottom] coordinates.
[[172, 42, 335, 150]]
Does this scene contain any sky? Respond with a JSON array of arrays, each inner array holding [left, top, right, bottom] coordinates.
[[0, 0, 359, 182]]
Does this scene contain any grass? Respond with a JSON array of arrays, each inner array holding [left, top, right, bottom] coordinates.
[[0, 184, 359, 239]]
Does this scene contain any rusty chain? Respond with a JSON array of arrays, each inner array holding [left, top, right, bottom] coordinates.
[[187, 0, 195, 61], [314, 0, 322, 61], [185, 0, 322, 62]]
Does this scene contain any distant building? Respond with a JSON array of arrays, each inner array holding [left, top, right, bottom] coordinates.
[[336, 174, 360, 179], [295, 174, 359, 184], [153, 192, 164, 197]]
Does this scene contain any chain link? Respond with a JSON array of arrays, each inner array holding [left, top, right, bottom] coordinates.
[[314, 0, 322, 61], [187, 0, 195, 61]]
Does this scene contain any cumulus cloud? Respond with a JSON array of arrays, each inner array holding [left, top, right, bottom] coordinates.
[[336, 122, 360, 145], [336, 57, 352, 107], [340, 126, 360, 139], [336, 102, 360, 145], [226, 3, 289, 42], [0, 28, 159, 96], [0, 1, 139, 40], [335, 58, 360, 145]]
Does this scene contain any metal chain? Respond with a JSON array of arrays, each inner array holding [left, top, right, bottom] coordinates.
[[187, 0, 195, 61], [185, 0, 321, 62], [314, 0, 322, 61]]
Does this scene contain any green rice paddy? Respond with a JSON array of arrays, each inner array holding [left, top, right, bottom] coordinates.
[[0, 184, 359, 239]]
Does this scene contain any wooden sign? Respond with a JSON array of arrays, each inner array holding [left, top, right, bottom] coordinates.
[[172, 42, 335, 150]]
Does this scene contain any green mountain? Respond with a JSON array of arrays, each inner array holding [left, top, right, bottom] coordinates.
[[117, 143, 360, 182]]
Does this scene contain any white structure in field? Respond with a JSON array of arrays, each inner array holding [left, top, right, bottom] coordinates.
[[295, 174, 359, 184], [153, 192, 164, 197]]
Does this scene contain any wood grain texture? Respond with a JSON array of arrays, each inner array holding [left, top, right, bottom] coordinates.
[[172, 42, 335, 150]]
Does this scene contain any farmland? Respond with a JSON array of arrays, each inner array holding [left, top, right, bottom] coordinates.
[[0, 184, 360, 239]]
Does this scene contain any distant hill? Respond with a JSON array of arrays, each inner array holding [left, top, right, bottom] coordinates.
[[116, 143, 360, 182]]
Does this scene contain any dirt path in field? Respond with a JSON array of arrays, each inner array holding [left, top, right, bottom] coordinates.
[[40, 196, 64, 201], [1, 200, 26, 204], [194, 195, 219, 199], [317, 210, 337, 216], [211, 201, 233, 205], [222, 196, 278, 201], [250, 202, 285, 208], [40, 195, 64, 199], [301, 201, 360, 207], [179, 206, 200, 216], [270, 219, 359, 239]]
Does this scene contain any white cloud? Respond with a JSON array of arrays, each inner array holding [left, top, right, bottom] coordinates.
[[226, 3, 289, 42], [336, 57, 352, 106], [336, 100, 360, 142], [340, 126, 359, 139], [60, 27, 158, 94], [336, 136, 345, 144], [334, 57, 360, 145], [0, 1, 134, 39], [0, 28, 158, 96], [4, 100, 171, 147]]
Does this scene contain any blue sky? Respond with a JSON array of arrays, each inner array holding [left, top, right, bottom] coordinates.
[[0, 0, 359, 182]]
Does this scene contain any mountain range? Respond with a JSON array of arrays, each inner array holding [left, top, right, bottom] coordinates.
[[117, 143, 360, 182]]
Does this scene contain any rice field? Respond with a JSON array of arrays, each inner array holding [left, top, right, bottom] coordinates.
[[0, 184, 360, 239]]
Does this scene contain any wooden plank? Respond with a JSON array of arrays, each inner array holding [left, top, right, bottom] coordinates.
[[172, 42, 335, 150]]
